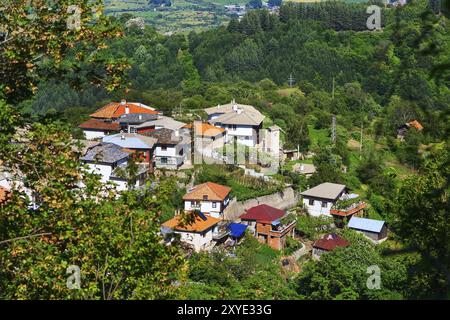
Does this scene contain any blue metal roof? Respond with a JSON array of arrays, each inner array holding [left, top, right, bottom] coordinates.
[[348, 217, 385, 233], [229, 223, 247, 238]]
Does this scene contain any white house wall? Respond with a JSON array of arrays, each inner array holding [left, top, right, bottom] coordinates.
[[176, 229, 216, 252], [83, 130, 106, 140], [302, 197, 335, 217]]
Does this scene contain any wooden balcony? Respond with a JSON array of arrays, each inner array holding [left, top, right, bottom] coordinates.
[[330, 202, 366, 217]]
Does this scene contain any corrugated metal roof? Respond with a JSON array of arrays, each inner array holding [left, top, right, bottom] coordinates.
[[300, 182, 346, 200], [348, 217, 385, 233]]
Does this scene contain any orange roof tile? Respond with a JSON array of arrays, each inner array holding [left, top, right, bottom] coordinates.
[[90, 101, 159, 119], [408, 120, 423, 131], [162, 214, 220, 232], [193, 122, 225, 137], [183, 182, 231, 201], [0, 186, 9, 204]]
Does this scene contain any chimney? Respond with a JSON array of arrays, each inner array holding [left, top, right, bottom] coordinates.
[[120, 99, 126, 105], [125, 106, 130, 114], [232, 99, 237, 111], [138, 115, 142, 120], [174, 130, 179, 137], [237, 108, 242, 114], [300, 164, 304, 171], [121, 134, 125, 140]]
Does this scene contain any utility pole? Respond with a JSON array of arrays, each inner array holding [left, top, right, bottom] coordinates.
[[331, 76, 335, 100], [288, 74, 294, 88], [359, 123, 363, 160], [331, 115, 336, 145]]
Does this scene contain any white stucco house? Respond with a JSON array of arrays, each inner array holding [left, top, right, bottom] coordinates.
[[143, 128, 188, 169], [300, 182, 348, 216], [204, 100, 265, 147], [161, 213, 221, 252], [182, 182, 232, 219], [80, 142, 148, 191]]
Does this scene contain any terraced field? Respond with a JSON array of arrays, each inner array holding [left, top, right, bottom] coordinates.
[[104, 0, 248, 33]]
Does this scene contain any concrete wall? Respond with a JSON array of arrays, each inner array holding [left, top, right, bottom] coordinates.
[[223, 187, 300, 220]]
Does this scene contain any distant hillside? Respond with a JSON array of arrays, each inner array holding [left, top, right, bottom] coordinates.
[[104, 0, 370, 32]]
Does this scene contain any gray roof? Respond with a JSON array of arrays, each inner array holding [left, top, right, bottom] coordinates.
[[110, 163, 149, 180], [72, 139, 100, 155], [348, 217, 385, 233], [205, 100, 265, 126], [117, 113, 158, 124], [103, 133, 157, 150], [204, 101, 260, 115], [143, 128, 182, 145], [293, 163, 316, 175], [136, 116, 186, 131], [300, 182, 346, 200], [81, 143, 130, 164], [211, 110, 264, 126]]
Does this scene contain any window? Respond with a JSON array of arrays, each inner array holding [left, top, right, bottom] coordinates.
[[212, 202, 217, 208], [322, 201, 328, 208], [245, 136, 249, 140], [232, 125, 237, 130], [161, 157, 168, 164], [161, 146, 167, 151], [129, 127, 137, 133], [308, 199, 314, 206]]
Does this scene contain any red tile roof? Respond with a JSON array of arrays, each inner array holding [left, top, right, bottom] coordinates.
[[90, 101, 159, 119], [240, 204, 285, 223], [78, 119, 121, 131], [183, 182, 231, 201], [313, 233, 350, 251]]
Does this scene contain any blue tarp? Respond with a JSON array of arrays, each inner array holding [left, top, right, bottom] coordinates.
[[229, 223, 247, 238]]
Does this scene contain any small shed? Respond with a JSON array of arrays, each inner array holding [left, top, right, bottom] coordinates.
[[348, 217, 387, 241]]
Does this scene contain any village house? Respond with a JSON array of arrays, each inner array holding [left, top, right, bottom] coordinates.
[[205, 100, 265, 148], [396, 119, 424, 140], [190, 121, 226, 158], [143, 128, 187, 169], [78, 100, 161, 139], [312, 233, 350, 259], [239, 204, 296, 250], [78, 119, 121, 140], [348, 217, 388, 242], [102, 133, 157, 167], [300, 182, 348, 217], [161, 213, 221, 252], [80, 143, 149, 191], [183, 182, 231, 219], [293, 163, 316, 177]]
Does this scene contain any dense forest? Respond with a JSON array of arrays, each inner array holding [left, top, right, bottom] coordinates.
[[0, 0, 449, 299]]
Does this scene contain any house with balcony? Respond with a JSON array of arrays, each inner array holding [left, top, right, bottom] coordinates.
[[102, 133, 157, 167], [239, 204, 296, 250], [205, 100, 265, 147], [143, 128, 187, 169], [80, 142, 149, 191], [190, 121, 226, 158], [161, 212, 221, 252], [330, 195, 366, 225], [183, 182, 231, 219], [300, 182, 348, 217], [78, 100, 160, 139]]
